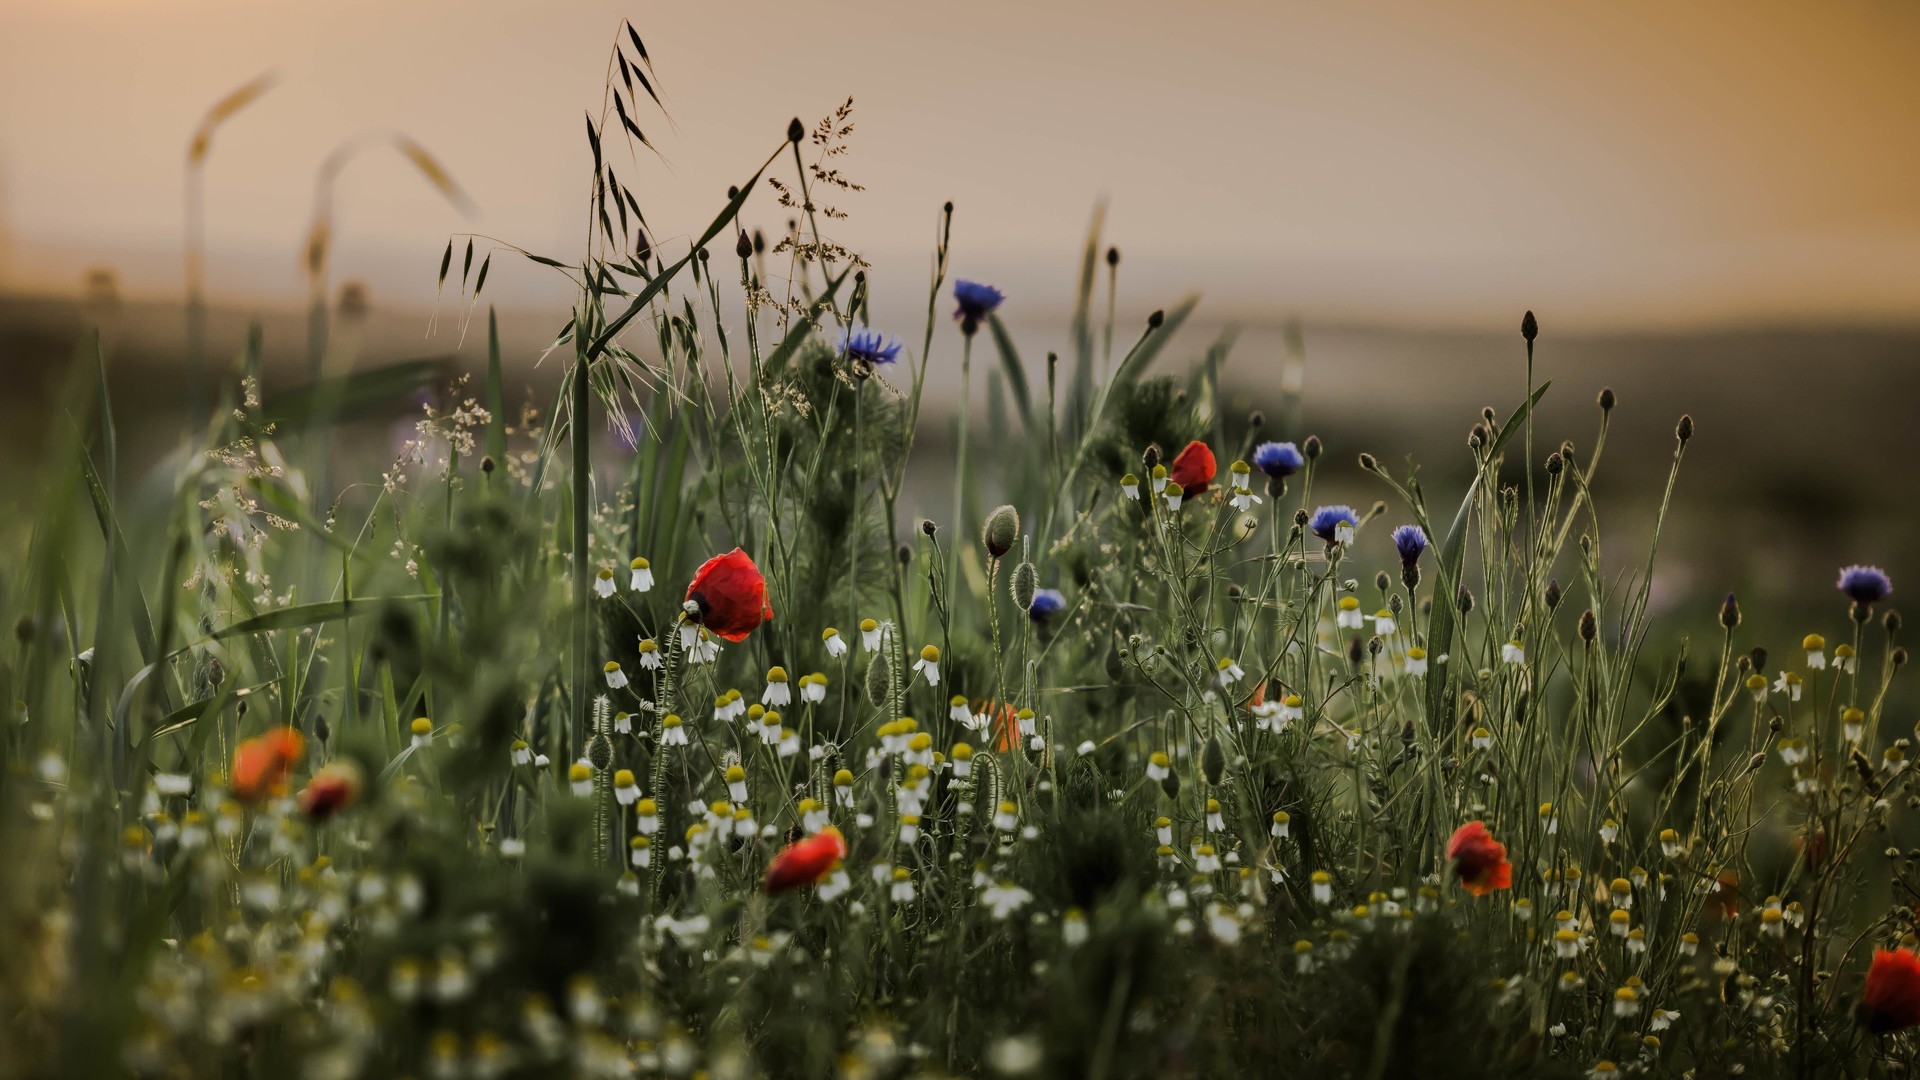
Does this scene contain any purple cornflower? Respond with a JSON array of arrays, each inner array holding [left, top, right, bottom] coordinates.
[[953, 280, 1004, 332], [1838, 565, 1892, 606], [1028, 588, 1065, 622], [1309, 505, 1359, 546], [1252, 441, 1304, 479], [1391, 524, 1428, 567], [839, 327, 903, 369]]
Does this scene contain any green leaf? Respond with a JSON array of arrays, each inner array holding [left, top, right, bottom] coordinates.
[[986, 313, 1033, 434]]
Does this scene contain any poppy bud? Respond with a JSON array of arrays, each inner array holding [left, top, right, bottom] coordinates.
[[1546, 452, 1563, 476], [1247, 410, 1265, 429], [1358, 452, 1379, 472], [1750, 647, 1768, 673], [1142, 444, 1161, 471], [1458, 587, 1475, 614], [1598, 387, 1616, 411], [1887, 610, 1904, 634], [480, 455, 495, 475], [1201, 735, 1226, 786], [1147, 309, 1165, 330], [1579, 609, 1598, 643], [920, 519, 937, 537], [1106, 246, 1119, 267], [1521, 310, 1538, 342], [983, 504, 1020, 559], [1469, 424, 1487, 450], [1303, 435, 1322, 461], [864, 654, 890, 709], [897, 544, 912, 566], [787, 117, 805, 143], [1544, 579, 1563, 610], [1676, 415, 1694, 444], [1374, 571, 1390, 593], [735, 230, 753, 259], [1347, 637, 1365, 665], [1010, 562, 1037, 610], [752, 229, 766, 254], [587, 733, 613, 771], [1293, 508, 1309, 528], [1895, 647, 1909, 669]]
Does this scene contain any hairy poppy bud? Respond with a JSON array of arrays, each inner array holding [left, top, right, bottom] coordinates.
[[1598, 386, 1616, 411], [1358, 452, 1379, 472], [1750, 646, 1768, 673], [1887, 610, 1904, 634], [1201, 735, 1226, 786], [1521, 310, 1538, 342], [1458, 587, 1475, 614], [1546, 452, 1563, 476], [787, 117, 805, 143], [1676, 415, 1694, 444], [1545, 579, 1563, 610], [480, 455, 495, 475], [1142, 445, 1161, 471], [864, 654, 890, 710], [1469, 424, 1488, 450], [1147, 309, 1165, 329], [1106, 246, 1120, 267], [1374, 570, 1390, 593], [1303, 435, 1322, 461], [1010, 561, 1037, 610], [735, 230, 753, 259], [586, 733, 613, 771], [921, 518, 937, 537], [983, 505, 1020, 559]]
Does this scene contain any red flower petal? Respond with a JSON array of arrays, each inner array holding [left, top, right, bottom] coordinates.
[[1169, 441, 1217, 495], [685, 548, 774, 642], [1447, 820, 1512, 896], [764, 827, 846, 893], [1863, 949, 1920, 1034]]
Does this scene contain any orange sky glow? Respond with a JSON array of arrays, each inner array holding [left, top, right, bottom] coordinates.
[[1, 0, 1916, 329]]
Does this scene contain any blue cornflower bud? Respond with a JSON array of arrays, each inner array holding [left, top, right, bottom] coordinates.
[[1838, 565, 1892, 607], [1028, 588, 1065, 622], [1309, 505, 1359, 546], [1252, 441, 1304, 479], [839, 327, 903, 369], [953, 279, 1004, 330], [1391, 524, 1428, 566]]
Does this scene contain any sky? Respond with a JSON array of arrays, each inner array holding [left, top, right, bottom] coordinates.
[[1, 0, 1917, 330]]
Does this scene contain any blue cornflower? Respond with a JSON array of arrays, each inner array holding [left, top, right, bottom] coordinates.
[[839, 327, 903, 369], [1391, 524, 1428, 566], [1309, 505, 1359, 546], [1252, 441, 1304, 479], [953, 280, 1005, 328], [1838, 565, 1893, 606], [1028, 588, 1065, 622]]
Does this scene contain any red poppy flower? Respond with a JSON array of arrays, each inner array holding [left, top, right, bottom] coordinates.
[[1447, 820, 1512, 896], [764, 827, 846, 893], [299, 761, 364, 822], [684, 548, 774, 642], [1861, 949, 1920, 1033], [231, 727, 305, 805], [1169, 440, 1216, 495]]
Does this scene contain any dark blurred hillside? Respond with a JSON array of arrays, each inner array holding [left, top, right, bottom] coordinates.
[[3, 288, 1914, 634]]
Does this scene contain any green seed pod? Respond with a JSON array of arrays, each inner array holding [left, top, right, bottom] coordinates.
[[1201, 735, 1227, 786], [864, 652, 890, 709], [1010, 561, 1037, 610], [983, 504, 1020, 560]]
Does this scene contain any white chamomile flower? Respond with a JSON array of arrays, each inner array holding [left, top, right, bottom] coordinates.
[[636, 637, 661, 670], [628, 556, 653, 592], [1216, 657, 1244, 687], [762, 667, 791, 707], [594, 567, 617, 598], [912, 645, 941, 686], [1121, 473, 1140, 501], [1336, 596, 1364, 630], [603, 661, 628, 689]]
